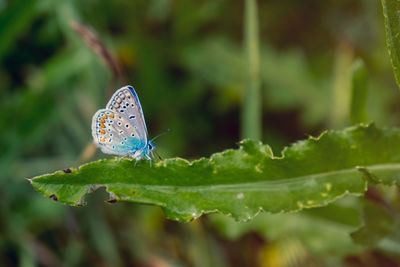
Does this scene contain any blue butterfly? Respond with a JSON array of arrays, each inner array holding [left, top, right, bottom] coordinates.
[[91, 85, 157, 162]]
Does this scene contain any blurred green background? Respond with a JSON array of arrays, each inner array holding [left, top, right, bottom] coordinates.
[[1, 0, 400, 266]]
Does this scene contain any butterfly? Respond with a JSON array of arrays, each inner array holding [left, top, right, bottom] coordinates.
[[91, 85, 158, 162]]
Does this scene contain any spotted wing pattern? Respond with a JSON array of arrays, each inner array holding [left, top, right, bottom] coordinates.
[[91, 86, 149, 158], [106, 86, 148, 143]]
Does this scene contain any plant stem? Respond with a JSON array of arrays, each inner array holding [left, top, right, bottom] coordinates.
[[350, 59, 369, 125], [329, 43, 353, 128], [241, 0, 262, 140]]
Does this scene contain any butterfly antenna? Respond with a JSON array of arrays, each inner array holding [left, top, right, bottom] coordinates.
[[150, 128, 170, 142], [154, 150, 163, 160]]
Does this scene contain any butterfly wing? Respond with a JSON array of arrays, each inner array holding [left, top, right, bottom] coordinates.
[[91, 85, 150, 158], [91, 108, 147, 157], [106, 86, 149, 143]]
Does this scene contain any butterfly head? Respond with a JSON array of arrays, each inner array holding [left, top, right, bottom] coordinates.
[[147, 141, 156, 152]]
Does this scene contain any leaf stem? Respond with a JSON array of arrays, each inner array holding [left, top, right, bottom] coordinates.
[[350, 59, 369, 125], [329, 43, 353, 128], [241, 0, 262, 140]]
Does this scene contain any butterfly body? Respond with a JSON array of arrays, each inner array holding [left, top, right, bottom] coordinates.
[[91, 85, 155, 161]]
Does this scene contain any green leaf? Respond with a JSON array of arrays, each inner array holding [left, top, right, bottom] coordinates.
[[381, 0, 400, 90], [351, 199, 399, 247], [208, 199, 363, 257], [351, 185, 400, 248], [30, 124, 400, 222]]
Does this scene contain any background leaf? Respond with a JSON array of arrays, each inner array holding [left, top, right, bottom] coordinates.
[[208, 196, 363, 258], [381, 0, 400, 90], [351, 185, 400, 248]]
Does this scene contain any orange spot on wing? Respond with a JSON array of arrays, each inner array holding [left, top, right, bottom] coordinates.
[[101, 137, 106, 143], [100, 118, 105, 123], [103, 115, 107, 119], [100, 130, 105, 135], [100, 124, 105, 128], [109, 114, 114, 118]]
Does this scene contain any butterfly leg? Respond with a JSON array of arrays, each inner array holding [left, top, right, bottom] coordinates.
[[116, 157, 126, 163], [145, 154, 152, 167], [142, 153, 152, 167]]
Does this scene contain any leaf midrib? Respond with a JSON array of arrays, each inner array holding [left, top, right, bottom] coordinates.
[[34, 162, 400, 192]]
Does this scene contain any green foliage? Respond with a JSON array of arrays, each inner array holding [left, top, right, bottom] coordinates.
[[351, 199, 399, 246], [2, 0, 400, 265], [208, 197, 363, 257], [351, 185, 400, 248], [31, 124, 400, 222], [0, 0, 37, 59], [182, 39, 330, 127], [381, 0, 400, 90]]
